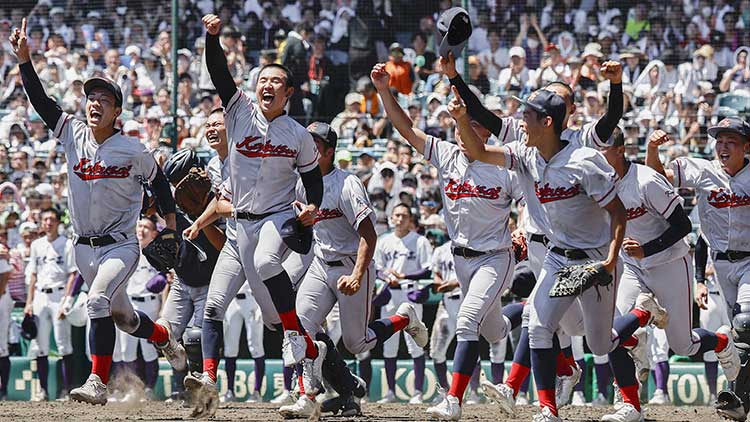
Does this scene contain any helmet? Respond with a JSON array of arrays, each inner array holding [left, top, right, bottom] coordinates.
[[21, 314, 38, 340], [163, 149, 200, 185], [64, 292, 89, 327]]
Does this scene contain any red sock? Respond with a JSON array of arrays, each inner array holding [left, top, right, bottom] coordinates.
[[279, 311, 318, 359], [537, 388, 558, 416], [556, 352, 573, 376], [388, 314, 409, 332], [448, 373, 472, 405], [203, 358, 218, 381], [619, 384, 641, 411], [505, 363, 530, 397], [631, 308, 651, 327], [715, 332, 729, 353], [91, 355, 113, 384], [149, 322, 169, 343], [622, 335, 638, 348], [297, 375, 306, 395]]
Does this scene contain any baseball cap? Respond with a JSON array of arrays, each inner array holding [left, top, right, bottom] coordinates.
[[345, 92, 364, 105], [437, 7, 472, 59], [389, 42, 404, 54], [509, 46, 526, 59], [307, 122, 338, 149], [707, 117, 750, 140], [84, 77, 124, 107], [513, 90, 566, 130], [335, 149, 352, 163]]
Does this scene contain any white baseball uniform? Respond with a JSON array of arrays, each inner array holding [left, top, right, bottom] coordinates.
[[223, 283, 264, 358], [376, 230, 432, 358], [117, 254, 161, 362], [27, 235, 76, 357], [668, 157, 750, 312], [423, 136, 518, 345], [295, 168, 380, 355], [0, 259, 13, 358], [53, 112, 157, 332], [701, 275, 730, 362]]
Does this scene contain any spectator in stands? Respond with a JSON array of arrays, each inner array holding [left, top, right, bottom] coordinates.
[[719, 47, 750, 92], [478, 28, 509, 82], [515, 13, 547, 70], [331, 92, 365, 140], [385, 43, 415, 95], [466, 56, 490, 95], [533, 43, 570, 88], [411, 31, 436, 81], [498, 46, 529, 95], [625, 3, 650, 42]]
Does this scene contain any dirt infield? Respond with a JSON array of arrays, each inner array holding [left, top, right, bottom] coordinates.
[[0, 400, 720, 421]]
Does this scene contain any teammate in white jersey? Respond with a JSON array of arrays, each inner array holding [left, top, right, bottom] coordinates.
[[25, 208, 77, 401], [646, 118, 750, 420], [10, 18, 185, 405], [201, 14, 327, 398], [286, 122, 427, 417], [0, 256, 11, 401], [601, 128, 739, 404], [116, 217, 167, 399], [373, 64, 523, 419]]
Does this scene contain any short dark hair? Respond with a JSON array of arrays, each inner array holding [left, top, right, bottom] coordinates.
[[41, 207, 61, 220], [209, 107, 224, 116], [393, 203, 412, 216], [609, 127, 625, 147], [258, 63, 295, 88], [544, 81, 574, 106]]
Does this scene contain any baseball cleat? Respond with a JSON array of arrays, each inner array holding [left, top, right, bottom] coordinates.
[[627, 328, 650, 383], [532, 406, 561, 422], [648, 388, 669, 405], [70, 374, 108, 405], [716, 325, 741, 381], [426, 394, 462, 421], [321, 394, 362, 416], [556, 361, 582, 407], [409, 391, 424, 404], [220, 390, 236, 403], [245, 391, 262, 403], [353, 374, 368, 399], [301, 340, 327, 394], [465, 388, 482, 405], [635, 293, 669, 329], [282, 330, 307, 367], [480, 379, 516, 417], [184, 372, 219, 419], [279, 394, 319, 419], [613, 384, 624, 410], [271, 390, 295, 405], [600, 403, 644, 422], [378, 390, 396, 403], [592, 392, 609, 406], [397, 303, 429, 348], [154, 318, 187, 372], [571, 391, 586, 406], [515, 393, 529, 405]]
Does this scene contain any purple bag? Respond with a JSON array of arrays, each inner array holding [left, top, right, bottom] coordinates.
[[146, 273, 168, 294]]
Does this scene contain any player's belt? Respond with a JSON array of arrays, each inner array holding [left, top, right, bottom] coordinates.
[[529, 234, 548, 245], [236, 293, 247, 299], [549, 246, 589, 260], [76, 234, 119, 248], [131, 295, 158, 302], [236, 211, 275, 221], [715, 250, 750, 263], [452, 247, 487, 258], [447, 294, 461, 300], [324, 260, 345, 267], [39, 286, 64, 294]]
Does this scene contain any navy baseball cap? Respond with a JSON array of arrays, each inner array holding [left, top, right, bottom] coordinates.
[[437, 7, 472, 59], [513, 90, 567, 132], [707, 117, 750, 140], [307, 122, 338, 149], [84, 77, 123, 107]]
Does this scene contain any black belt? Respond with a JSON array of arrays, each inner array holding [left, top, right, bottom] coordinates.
[[236, 293, 247, 299], [325, 260, 344, 267], [236, 211, 275, 221], [710, 291, 721, 296], [40, 286, 64, 294], [715, 250, 750, 263], [452, 246, 487, 258], [530, 234, 548, 245], [389, 282, 414, 290], [76, 234, 119, 247], [131, 295, 158, 302], [447, 294, 461, 300], [550, 246, 589, 260]]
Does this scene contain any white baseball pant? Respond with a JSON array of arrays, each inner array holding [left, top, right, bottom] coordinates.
[[713, 256, 750, 318], [161, 279, 208, 340], [0, 291, 11, 357], [29, 287, 72, 357], [382, 288, 424, 359], [649, 327, 669, 366], [223, 293, 265, 358]]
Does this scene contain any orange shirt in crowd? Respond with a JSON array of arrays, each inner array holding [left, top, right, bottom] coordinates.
[[385, 60, 415, 95]]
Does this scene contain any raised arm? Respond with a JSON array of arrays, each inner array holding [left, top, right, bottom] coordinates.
[[645, 129, 674, 183], [10, 18, 62, 129], [448, 86, 509, 167], [202, 14, 238, 106], [595, 61, 623, 142], [442, 53, 504, 136], [371, 63, 428, 154]]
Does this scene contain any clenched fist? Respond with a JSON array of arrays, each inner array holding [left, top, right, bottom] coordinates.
[[601, 60, 623, 84], [647, 129, 672, 149], [202, 14, 222, 36], [370, 63, 390, 92]]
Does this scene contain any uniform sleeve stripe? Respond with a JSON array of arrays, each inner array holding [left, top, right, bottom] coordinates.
[[675, 160, 683, 187], [54, 114, 71, 139], [596, 184, 617, 203], [660, 195, 679, 216], [426, 137, 434, 161], [499, 123, 509, 143]]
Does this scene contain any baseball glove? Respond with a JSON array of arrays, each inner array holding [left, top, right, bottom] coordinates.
[[549, 261, 613, 298], [143, 228, 179, 272], [512, 229, 528, 262], [174, 167, 213, 219]]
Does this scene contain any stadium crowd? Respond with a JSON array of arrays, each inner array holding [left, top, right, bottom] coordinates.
[[0, 0, 743, 406]]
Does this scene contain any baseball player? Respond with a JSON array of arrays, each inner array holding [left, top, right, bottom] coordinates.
[[10, 18, 185, 405], [25, 208, 77, 401], [221, 283, 265, 403], [115, 217, 167, 399], [373, 64, 522, 420], [453, 87, 673, 422], [0, 247, 12, 400], [646, 120, 750, 419], [285, 121, 427, 417], [201, 14, 327, 398], [442, 52, 625, 410], [647, 328, 670, 405]]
